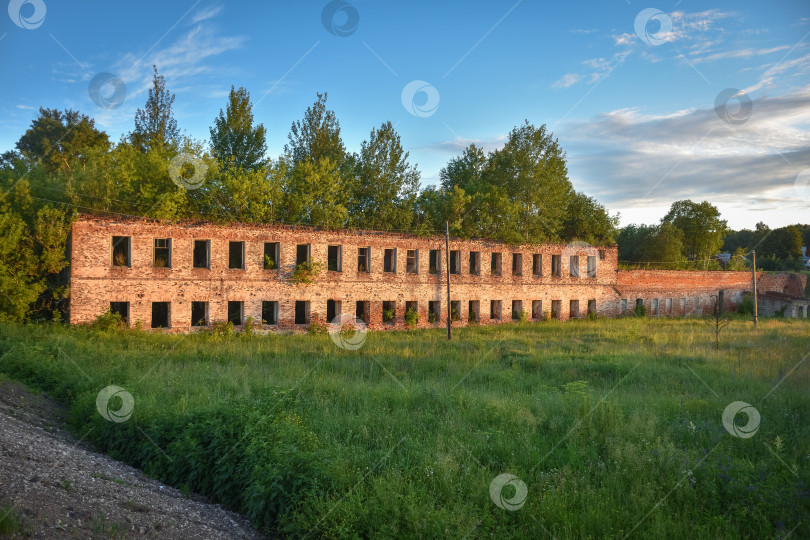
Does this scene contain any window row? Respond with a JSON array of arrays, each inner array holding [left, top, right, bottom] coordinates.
[[111, 236, 602, 278], [108, 298, 600, 329]]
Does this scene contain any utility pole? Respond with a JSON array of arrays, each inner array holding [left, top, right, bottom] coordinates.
[[445, 221, 452, 340], [752, 250, 758, 327]]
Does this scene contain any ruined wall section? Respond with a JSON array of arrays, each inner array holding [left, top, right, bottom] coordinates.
[[69, 216, 620, 331]]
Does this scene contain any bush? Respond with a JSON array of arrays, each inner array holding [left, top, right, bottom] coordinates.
[[308, 319, 327, 335], [382, 307, 395, 323], [735, 293, 754, 316], [90, 310, 125, 331], [405, 307, 419, 328], [634, 302, 647, 317], [428, 311, 437, 324], [263, 255, 276, 270], [204, 320, 235, 339], [290, 261, 323, 285]]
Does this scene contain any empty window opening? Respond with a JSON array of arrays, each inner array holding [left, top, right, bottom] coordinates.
[[551, 255, 561, 277], [358, 247, 370, 272], [154, 238, 172, 268], [112, 236, 131, 267], [587, 256, 596, 278], [512, 300, 523, 320], [636, 299, 644, 313], [428, 301, 441, 323], [295, 301, 310, 325], [532, 300, 542, 321], [355, 300, 369, 323], [666, 298, 673, 315], [384, 249, 397, 273], [512, 253, 522, 276], [469, 251, 480, 275], [621, 299, 628, 315], [532, 254, 542, 276], [490, 300, 502, 321], [468, 300, 480, 322], [449, 250, 461, 274], [406, 249, 418, 274], [680, 298, 687, 315], [228, 301, 243, 326], [569, 256, 580, 278], [570, 300, 580, 319], [110, 302, 129, 324], [587, 299, 596, 316], [193, 240, 210, 269], [551, 300, 561, 320], [263, 242, 279, 270], [599, 249, 606, 259], [327, 245, 342, 272], [652, 298, 659, 316], [491, 253, 502, 276], [382, 300, 396, 323], [326, 299, 340, 323], [262, 301, 278, 325], [296, 244, 311, 266], [229, 241, 245, 269], [450, 300, 461, 321], [429, 250, 440, 274], [191, 301, 208, 327], [151, 302, 170, 329]]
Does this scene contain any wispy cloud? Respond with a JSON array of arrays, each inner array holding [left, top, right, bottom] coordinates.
[[552, 73, 582, 89], [191, 5, 223, 24], [691, 45, 790, 64], [15, 104, 34, 110]]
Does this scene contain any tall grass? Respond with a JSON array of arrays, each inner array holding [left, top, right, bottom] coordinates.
[[0, 318, 808, 538]]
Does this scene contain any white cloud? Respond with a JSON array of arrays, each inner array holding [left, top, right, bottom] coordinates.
[[561, 87, 810, 227], [691, 45, 790, 64], [15, 105, 34, 110], [552, 73, 582, 89], [191, 5, 223, 24]]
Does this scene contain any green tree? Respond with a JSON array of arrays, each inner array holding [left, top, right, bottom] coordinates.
[[0, 211, 45, 321], [484, 121, 573, 243], [16, 108, 110, 175], [349, 121, 420, 231], [131, 65, 179, 152], [560, 191, 618, 245], [210, 86, 267, 172], [282, 157, 348, 228], [284, 92, 345, 168], [662, 200, 727, 261]]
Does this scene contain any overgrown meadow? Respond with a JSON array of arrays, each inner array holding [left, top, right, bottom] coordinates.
[[0, 318, 808, 538]]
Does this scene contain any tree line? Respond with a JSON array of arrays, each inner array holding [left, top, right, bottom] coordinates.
[[0, 66, 618, 322]]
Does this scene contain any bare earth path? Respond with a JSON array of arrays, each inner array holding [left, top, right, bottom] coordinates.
[[0, 380, 265, 539]]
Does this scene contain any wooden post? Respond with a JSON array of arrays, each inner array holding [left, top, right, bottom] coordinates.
[[752, 250, 758, 327], [446, 221, 452, 340]]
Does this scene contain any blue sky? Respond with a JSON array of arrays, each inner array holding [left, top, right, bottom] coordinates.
[[2, 0, 809, 230]]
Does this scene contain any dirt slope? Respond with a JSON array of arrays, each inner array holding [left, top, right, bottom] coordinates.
[[0, 380, 264, 539]]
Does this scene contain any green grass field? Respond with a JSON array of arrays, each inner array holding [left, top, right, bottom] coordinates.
[[0, 317, 808, 538]]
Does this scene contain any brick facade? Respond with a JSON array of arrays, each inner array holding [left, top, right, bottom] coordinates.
[[68, 216, 807, 331]]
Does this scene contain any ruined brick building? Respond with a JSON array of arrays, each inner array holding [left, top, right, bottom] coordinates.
[[68, 216, 808, 331]]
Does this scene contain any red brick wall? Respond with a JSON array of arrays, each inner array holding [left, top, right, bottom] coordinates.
[[69, 216, 620, 331], [68, 216, 805, 331]]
